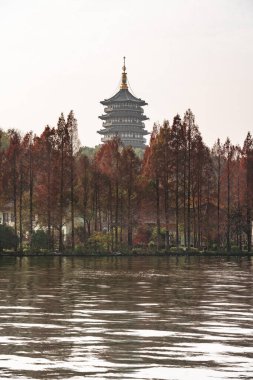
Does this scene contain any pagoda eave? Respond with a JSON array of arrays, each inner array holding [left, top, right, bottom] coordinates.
[[100, 89, 147, 106], [99, 113, 149, 121], [99, 126, 149, 135]]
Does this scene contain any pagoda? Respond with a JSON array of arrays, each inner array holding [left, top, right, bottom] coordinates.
[[98, 58, 149, 148]]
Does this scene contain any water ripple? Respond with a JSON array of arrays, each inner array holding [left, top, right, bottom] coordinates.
[[0, 256, 253, 379]]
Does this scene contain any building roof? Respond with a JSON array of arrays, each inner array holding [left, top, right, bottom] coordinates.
[[99, 110, 149, 121], [101, 89, 147, 106], [0, 202, 14, 211], [97, 125, 149, 135]]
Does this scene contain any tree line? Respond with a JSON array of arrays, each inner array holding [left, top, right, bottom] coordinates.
[[0, 109, 252, 253]]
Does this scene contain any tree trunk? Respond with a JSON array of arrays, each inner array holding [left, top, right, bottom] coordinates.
[[187, 127, 191, 249], [207, 177, 210, 249], [246, 156, 252, 253], [70, 147, 75, 251], [197, 170, 201, 248], [47, 148, 52, 250], [237, 160, 242, 252], [227, 155, 231, 253], [175, 153, 179, 248], [19, 161, 23, 253], [156, 177, 161, 250], [29, 141, 33, 250], [115, 180, 119, 250], [217, 153, 221, 250], [59, 136, 64, 251], [164, 184, 169, 250], [192, 185, 196, 247], [183, 153, 187, 246], [109, 183, 114, 251], [13, 151, 17, 252], [120, 193, 123, 244]]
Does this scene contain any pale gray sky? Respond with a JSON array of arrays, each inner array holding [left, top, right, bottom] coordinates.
[[0, 0, 252, 147]]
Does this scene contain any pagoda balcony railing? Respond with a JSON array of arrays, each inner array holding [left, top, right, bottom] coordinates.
[[121, 138, 146, 144], [101, 136, 146, 144], [107, 104, 144, 112], [102, 121, 146, 128], [105, 110, 144, 116]]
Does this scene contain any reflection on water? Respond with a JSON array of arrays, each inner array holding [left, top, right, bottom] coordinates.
[[0, 256, 253, 379]]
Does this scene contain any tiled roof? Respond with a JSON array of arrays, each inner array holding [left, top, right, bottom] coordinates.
[[101, 89, 147, 105], [98, 125, 149, 135]]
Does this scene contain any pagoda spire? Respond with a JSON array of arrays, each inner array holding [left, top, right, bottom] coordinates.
[[120, 56, 128, 89]]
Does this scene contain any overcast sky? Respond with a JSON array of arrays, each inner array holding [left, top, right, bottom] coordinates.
[[0, 0, 252, 148]]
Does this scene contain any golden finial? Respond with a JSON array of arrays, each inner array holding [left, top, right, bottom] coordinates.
[[120, 56, 128, 89]]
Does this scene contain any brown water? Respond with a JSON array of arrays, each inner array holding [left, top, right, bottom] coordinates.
[[0, 256, 252, 379]]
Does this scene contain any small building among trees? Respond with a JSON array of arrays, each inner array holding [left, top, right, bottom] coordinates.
[[0, 202, 14, 227]]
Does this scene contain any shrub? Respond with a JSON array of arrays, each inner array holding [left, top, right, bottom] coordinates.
[[74, 245, 86, 254], [88, 231, 110, 252], [151, 226, 166, 241], [158, 248, 168, 254], [186, 247, 200, 253], [133, 225, 152, 246], [148, 240, 155, 248], [0, 225, 19, 252], [230, 245, 242, 253], [169, 246, 185, 253], [132, 247, 143, 255], [31, 230, 49, 251]]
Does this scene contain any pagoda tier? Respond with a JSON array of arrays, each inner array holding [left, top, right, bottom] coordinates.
[[99, 109, 148, 121], [97, 58, 149, 149]]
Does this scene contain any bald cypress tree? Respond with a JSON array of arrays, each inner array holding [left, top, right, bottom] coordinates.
[[121, 146, 140, 247], [224, 138, 235, 253], [142, 125, 161, 250], [212, 139, 223, 250], [6, 130, 21, 252], [28, 133, 34, 250], [158, 121, 171, 249], [243, 133, 253, 253], [171, 115, 184, 248], [66, 110, 79, 251], [57, 113, 67, 251], [184, 110, 196, 248]]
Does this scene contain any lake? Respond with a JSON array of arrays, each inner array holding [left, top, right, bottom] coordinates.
[[0, 256, 252, 379]]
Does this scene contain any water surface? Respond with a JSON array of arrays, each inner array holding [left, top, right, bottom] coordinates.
[[0, 256, 252, 379]]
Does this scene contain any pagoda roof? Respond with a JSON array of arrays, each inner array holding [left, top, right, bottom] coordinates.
[[99, 111, 149, 121], [101, 89, 147, 106], [98, 126, 149, 135]]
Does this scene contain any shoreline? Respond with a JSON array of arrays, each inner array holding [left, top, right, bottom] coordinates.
[[0, 252, 252, 258]]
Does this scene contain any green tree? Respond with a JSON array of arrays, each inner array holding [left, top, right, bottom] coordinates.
[[0, 225, 19, 252], [31, 230, 49, 251]]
